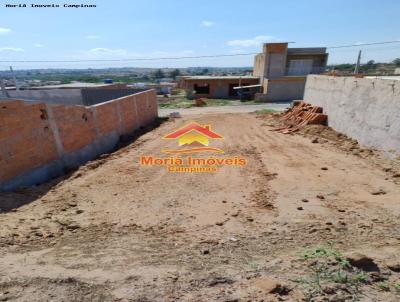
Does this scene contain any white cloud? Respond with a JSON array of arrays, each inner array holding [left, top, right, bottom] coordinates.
[[229, 49, 248, 55], [88, 48, 127, 55], [180, 50, 194, 55], [85, 48, 129, 57], [0, 47, 24, 52], [34, 43, 44, 48], [201, 21, 214, 27], [86, 35, 100, 40], [227, 35, 275, 47], [0, 27, 11, 35]]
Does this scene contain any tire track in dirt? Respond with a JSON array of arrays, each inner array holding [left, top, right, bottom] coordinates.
[[1, 113, 400, 301]]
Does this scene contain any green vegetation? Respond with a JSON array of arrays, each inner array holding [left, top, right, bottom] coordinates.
[[255, 108, 277, 114], [158, 98, 193, 109], [152, 69, 165, 79], [169, 69, 181, 79], [294, 243, 369, 301], [328, 58, 399, 74], [158, 96, 257, 109], [205, 99, 236, 106], [376, 281, 390, 291]]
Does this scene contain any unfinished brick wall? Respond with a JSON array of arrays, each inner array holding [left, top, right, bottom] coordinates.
[[51, 104, 97, 154], [119, 95, 139, 133], [0, 89, 157, 191], [0, 100, 59, 183]]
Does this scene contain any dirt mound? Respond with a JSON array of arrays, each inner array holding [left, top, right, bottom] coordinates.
[[257, 109, 400, 179]]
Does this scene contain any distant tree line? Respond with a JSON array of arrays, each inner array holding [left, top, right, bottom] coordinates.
[[328, 58, 400, 73]]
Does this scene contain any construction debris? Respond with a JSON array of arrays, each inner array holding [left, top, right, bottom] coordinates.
[[194, 98, 207, 107], [273, 101, 327, 134]]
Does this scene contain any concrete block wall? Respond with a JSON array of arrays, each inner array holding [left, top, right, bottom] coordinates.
[[6, 87, 148, 107], [304, 75, 400, 157], [255, 77, 306, 102], [0, 89, 157, 191], [81, 88, 146, 106], [7, 89, 83, 105]]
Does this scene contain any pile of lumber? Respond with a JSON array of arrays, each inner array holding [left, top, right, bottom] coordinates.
[[273, 101, 327, 134]]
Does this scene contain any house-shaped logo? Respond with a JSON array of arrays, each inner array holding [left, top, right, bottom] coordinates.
[[162, 122, 224, 154]]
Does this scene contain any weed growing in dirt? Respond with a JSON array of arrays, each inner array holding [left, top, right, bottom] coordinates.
[[294, 242, 368, 301], [247, 260, 261, 270], [394, 283, 400, 291], [376, 281, 390, 291]]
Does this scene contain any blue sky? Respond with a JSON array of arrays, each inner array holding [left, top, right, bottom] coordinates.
[[0, 0, 399, 69]]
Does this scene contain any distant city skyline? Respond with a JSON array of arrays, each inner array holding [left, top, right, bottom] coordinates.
[[0, 0, 399, 70]]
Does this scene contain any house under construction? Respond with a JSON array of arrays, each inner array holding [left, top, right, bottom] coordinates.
[[180, 42, 328, 101]]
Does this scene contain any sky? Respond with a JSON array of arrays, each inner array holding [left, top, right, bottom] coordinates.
[[0, 0, 399, 70]]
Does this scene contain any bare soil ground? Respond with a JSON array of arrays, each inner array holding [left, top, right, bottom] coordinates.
[[1, 112, 400, 302]]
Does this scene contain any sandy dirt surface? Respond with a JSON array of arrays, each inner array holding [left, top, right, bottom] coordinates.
[[0, 112, 400, 302]]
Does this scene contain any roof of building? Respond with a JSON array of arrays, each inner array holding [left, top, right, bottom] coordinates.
[[287, 47, 327, 55], [34, 82, 117, 89], [181, 76, 259, 81]]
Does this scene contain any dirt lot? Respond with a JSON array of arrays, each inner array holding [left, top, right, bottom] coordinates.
[[1, 112, 400, 302]]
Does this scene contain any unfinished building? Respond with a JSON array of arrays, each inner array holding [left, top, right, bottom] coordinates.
[[179, 76, 260, 99], [179, 42, 328, 101], [254, 42, 328, 101]]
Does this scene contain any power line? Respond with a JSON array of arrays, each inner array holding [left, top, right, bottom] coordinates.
[[327, 40, 400, 49], [0, 40, 399, 64]]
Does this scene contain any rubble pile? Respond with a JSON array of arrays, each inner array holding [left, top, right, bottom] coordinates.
[[194, 98, 207, 107], [274, 101, 328, 134]]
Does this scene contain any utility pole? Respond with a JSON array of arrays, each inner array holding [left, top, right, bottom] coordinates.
[[10, 66, 19, 91], [354, 50, 362, 74], [238, 76, 242, 102]]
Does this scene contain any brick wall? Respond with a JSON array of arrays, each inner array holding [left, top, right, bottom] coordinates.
[[0, 89, 157, 191]]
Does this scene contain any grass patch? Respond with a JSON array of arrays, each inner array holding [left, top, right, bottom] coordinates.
[[255, 108, 277, 114], [158, 96, 256, 109], [293, 243, 369, 301], [376, 281, 390, 291], [158, 99, 193, 109]]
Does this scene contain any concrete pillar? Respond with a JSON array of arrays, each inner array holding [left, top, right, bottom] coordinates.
[[263, 43, 288, 79]]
